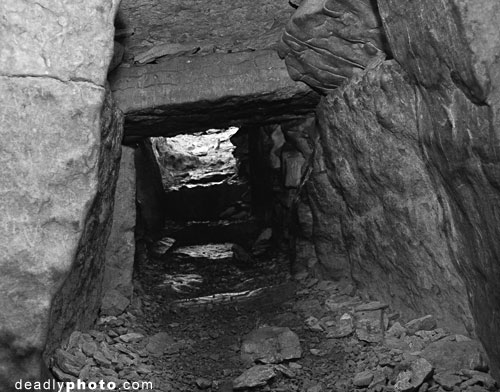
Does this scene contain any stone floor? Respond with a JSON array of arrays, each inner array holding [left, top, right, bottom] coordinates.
[[50, 232, 498, 392]]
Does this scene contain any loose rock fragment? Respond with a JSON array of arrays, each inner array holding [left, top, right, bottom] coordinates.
[[405, 315, 437, 335], [119, 332, 145, 343], [326, 313, 354, 338], [241, 326, 302, 365], [305, 316, 324, 332], [195, 377, 212, 389], [233, 365, 277, 390], [387, 322, 407, 338], [394, 358, 433, 392], [433, 372, 462, 390], [151, 237, 176, 256], [101, 290, 130, 316], [55, 349, 86, 377], [353, 370, 374, 387], [355, 310, 384, 343]]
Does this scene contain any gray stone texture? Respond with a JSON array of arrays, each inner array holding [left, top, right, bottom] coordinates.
[[110, 0, 320, 138], [45, 86, 123, 357], [377, 0, 500, 379], [135, 139, 167, 241], [110, 50, 319, 137], [116, 0, 294, 62], [103, 146, 136, 300], [0, 0, 121, 387], [280, 0, 500, 380], [312, 62, 473, 333], [278, 0, 389, 93]]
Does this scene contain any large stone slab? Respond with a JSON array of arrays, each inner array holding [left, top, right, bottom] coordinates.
[[135, 139, 166, 241], [103, 146, 136, 301], [45, 85, 123, 356], [117, 0, 294, 62], [377, 0, 500, 380], [109, 50, 319, 137], [310, 61, 474, 333], [0, 0, 118, 85], [0, 0, 121, 387], [0, 79, 123, 388]]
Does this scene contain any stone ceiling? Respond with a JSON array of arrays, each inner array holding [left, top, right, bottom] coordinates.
[[111, 0, 319, 138], [117, 0, 295, 62]]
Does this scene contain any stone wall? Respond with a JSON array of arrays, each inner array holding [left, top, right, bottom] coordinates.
[[279, 0, 500, 379], [0, 0, 121, 387], [102, 146, 136, 316], [377, 0, 500, 379], [135, 139, 167, 242], [45, 86, 123, 357]]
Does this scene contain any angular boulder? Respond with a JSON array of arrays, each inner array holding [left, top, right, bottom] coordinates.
[[0, 0, 121, 387], [279, 0, 389, 93], [233, 365, 277, 390], [241, 326, 302, 365]]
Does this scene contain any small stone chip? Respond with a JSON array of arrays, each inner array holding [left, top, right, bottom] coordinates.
[[353, 370, 374, 387], [119, 332, 145, 343]]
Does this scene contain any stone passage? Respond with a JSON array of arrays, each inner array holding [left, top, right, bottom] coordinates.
[[2, 0, 500, 390]]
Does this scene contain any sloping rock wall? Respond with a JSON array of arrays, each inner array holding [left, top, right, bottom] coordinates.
[[45, 86, 123, 357], [280, 0, 500, 379], [313, 62, 473, 333], [0, 0, 121, 387], [377, 0, 500, 379], [102, 146, 136, 309]]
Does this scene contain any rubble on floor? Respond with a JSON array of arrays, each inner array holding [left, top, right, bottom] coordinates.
[[50, 271, 498, 392]]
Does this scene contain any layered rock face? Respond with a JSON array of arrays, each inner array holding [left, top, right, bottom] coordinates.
[[45, 87, 123, 355], [102, 146, 136, 316], [278, 0, 390, 93], [110, 0, 320, 138], [110, 50, 319, 137], [0, 0, 121, 387], [280, 0, 500, 379], [377, 0, 500, 378]]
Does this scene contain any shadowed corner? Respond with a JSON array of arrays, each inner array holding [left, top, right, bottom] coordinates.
[[0, 330, 55, 392]]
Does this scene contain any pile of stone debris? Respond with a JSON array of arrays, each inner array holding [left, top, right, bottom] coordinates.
[[50, 277, 499, 392], [285, 279, 498, 392]]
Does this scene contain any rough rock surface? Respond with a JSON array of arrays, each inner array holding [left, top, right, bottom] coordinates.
[[49, 275, 499, 392], [135, 139, 166, 242], [110, 50, 319, 137], [377, 0, 500, 380], [103, 146, 136, 303], [110, 0, 320, 138], [302, 62, 472, 333], [233, 365, 277, 390], [241, 326, 302, 365], [0, 0, 118, 84], [45, 86, 123, 355], [0, 0, 121, 387], [278, 0, 389, 93], [280, 0, 500, 380], [116, 0, 294, 63]]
